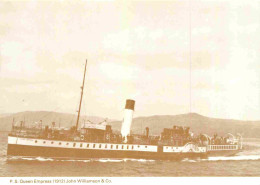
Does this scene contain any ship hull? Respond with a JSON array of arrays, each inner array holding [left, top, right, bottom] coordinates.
[[206, 150, 241, 157], [7, 136, 241, 160], [7, 144, 206, 160], [7, 136, 207, 160]]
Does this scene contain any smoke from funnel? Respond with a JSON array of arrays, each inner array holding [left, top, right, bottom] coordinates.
[[121, 99, 135, 142]]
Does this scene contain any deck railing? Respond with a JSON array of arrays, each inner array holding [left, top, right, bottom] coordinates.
[[207, 144, 238, 151]]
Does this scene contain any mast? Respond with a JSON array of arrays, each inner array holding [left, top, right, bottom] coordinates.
[[75, 60, 87, 130], [12, 117, 14, 130]]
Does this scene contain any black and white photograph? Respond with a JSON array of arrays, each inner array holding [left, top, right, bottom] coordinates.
[[0, 0, 259, 183]]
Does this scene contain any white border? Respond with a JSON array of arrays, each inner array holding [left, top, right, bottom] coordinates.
[[1, 177, 260, 185]]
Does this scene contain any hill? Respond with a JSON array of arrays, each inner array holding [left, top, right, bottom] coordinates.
[[109, 113, 260, 138], [0, 111, 110, 131], [0, 111, 259, 138]]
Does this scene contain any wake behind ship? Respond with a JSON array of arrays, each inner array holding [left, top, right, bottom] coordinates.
[[7, 60, 242, 160]]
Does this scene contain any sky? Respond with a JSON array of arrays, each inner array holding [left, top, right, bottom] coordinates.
[[0, 0, 260, 120]]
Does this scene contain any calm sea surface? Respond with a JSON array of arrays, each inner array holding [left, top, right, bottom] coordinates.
[[0, 132, 259, 177]]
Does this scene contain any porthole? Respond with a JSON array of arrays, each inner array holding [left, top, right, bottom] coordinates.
[[51, 141, 54, 144], [145, 146, 147, 148], [80, 143, 83, 147], [43, 141, 46, 144], [59, 142, 62, 145], [73, 143, 76, 147], [66, 143, 69, 145], [35, 140, 37, 143]]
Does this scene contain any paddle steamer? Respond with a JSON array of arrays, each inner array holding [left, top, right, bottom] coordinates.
[[7, 60, 242, 160]]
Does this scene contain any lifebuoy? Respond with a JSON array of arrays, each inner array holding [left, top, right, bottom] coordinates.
[[80, 135, 84, 141]]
